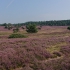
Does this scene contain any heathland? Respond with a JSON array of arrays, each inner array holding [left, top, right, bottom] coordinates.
[[0, 25, 70, 70]]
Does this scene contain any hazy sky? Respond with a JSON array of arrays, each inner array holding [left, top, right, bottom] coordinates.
[[0, 0, 70, 24]]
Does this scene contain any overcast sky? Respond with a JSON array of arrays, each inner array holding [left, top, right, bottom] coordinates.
[[0, 0, 70, 24]]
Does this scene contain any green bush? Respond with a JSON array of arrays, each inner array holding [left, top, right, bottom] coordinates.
[[9, 33, 27, 38], [13, 28, 19, 33], [26, 24, 38, 33], [67, 26, 70, 30]]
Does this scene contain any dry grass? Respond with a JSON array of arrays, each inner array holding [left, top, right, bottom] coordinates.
[[47, 42, 67, 53]]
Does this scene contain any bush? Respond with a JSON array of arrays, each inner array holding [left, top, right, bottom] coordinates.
[[26, 24, 38, 33], [67, 26, 70, 30], [9, 33, 27, 38], [13, 28, 19, 33]]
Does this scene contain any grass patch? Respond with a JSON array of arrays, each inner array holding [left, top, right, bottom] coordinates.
[[47, 43, 67, 58], [47, 42, 67, 53]]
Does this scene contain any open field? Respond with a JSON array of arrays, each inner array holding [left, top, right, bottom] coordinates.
[[0, 26, 70, 70]]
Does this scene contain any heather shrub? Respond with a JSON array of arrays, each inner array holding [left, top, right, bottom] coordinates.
[[0, 48, 18, 70], [60, 57, 70, 70], [23, 65, 33, 70], [53, 51, 62, 57], [38, 27, 41, 30], [9, 33, 27, 38], [22, 27, 25, 29], [60, 46, 70, 56]]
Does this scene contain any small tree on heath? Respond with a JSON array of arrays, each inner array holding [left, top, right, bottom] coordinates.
[[26, 24, 38, 33]]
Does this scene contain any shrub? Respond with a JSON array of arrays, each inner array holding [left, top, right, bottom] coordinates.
[[13, 28, 19, 33], [26, 24, 38, 33], [67, 26, 70, 30], [53, 51, 62, 57], [9, 33, 27, 38], [60, 46, 70, 56]]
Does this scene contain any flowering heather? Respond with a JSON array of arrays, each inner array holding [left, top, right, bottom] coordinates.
[[0, 26, 8, 31], [0, 26, 70, 70], [0, 38, 53, 70], [60, 46, 70, 56]]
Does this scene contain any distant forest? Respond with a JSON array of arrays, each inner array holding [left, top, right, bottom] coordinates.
[[1, 20, 70, 26]]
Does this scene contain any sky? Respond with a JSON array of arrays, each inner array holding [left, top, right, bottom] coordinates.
[[0, 0, 70, 24]]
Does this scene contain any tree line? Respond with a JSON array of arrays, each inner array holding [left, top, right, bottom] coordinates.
[[24, 20, 70, 26], [1, 20, 70, 26]]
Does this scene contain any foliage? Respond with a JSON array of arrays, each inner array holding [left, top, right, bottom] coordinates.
[[9, 33, 27, 38], [26, 24, 38, 33], [4, 23, 13, 30], [1, 20, 70, 27], [5, 24, 8, 28], [13, 28, 19, 33], [2, 23, 7, 26], [67, 26, 70, 30], [25, 20, 70, 26]]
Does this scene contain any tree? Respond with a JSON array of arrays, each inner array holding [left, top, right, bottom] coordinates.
[[26, 24, 38, 33], [4, 23, 8, 29], [7, 23, 12, 30]]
